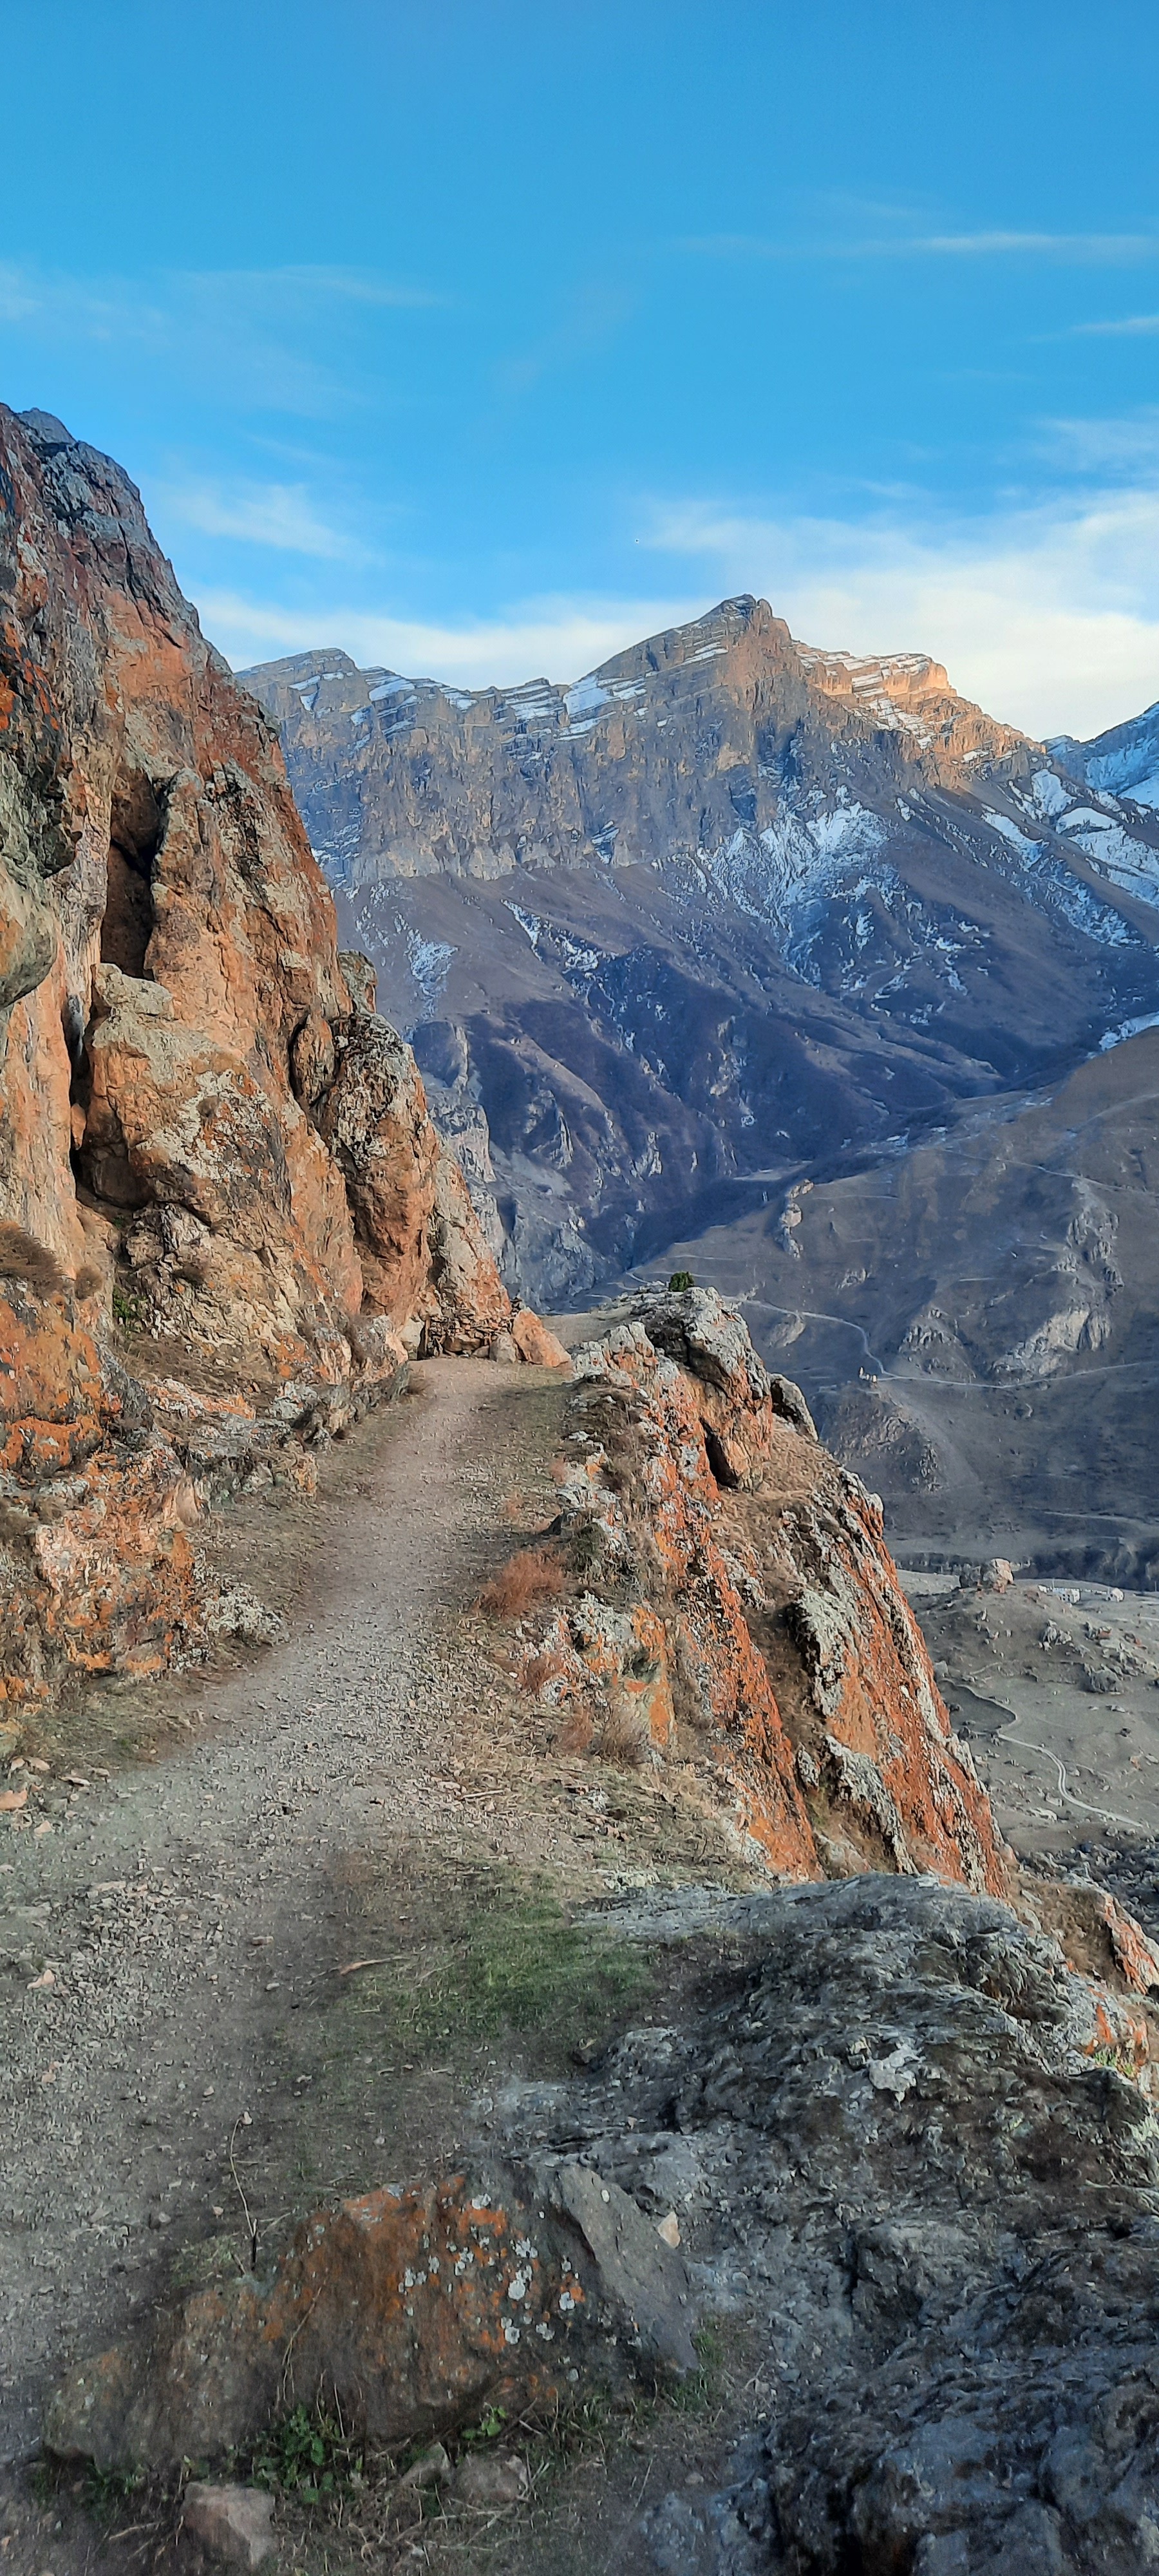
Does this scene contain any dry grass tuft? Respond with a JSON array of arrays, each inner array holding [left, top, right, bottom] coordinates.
[[523, 1645, 570, 1696], [595, 1700, 652, 1770], [478, 1547, 565, 1620], [556, 1705, 596, 1756]]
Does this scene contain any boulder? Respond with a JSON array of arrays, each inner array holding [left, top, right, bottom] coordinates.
[[46, 2164, 697, 2474], [510, 1307, 572, 1370]]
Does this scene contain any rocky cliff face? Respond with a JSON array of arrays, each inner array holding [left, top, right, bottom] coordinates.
[[511, 1288, 1010, 1893], [243, 604, 1038, 886], [245, 604, 1159, 1318], [0, 406, 533, 1705]]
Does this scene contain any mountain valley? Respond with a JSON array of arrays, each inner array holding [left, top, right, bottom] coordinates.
[[247, 613, 1159, 1575]]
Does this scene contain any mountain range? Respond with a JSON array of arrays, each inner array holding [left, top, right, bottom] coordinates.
[[243, 605, 1159, 1574]]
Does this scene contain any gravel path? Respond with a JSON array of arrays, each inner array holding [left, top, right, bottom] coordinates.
[[0, 1359, 551, 2467]]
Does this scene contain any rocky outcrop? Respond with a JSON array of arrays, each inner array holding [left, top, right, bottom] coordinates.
[[523, 1290, 1010, 1891], [0, 406, 549, 1702], [46, 1873, 1159, 2575], [520, 1878, 1159, 2576]]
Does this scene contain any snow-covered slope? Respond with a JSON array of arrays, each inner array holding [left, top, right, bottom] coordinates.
[[1050, 699, 1159, 812]]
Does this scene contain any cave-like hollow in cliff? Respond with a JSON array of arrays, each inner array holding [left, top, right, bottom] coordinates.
[[100, 771, 163, 978], [67, 768, 165, 1191]]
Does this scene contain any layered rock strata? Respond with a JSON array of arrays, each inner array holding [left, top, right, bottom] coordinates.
[[0, 406, 544, 1703], [522, 1289, 1010, 1889]]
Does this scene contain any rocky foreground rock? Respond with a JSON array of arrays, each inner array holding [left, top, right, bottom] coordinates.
[[0, 404, 562, 1706], [41, 1293, 1159, 2573], [525, 1289, 1012, 1890], [46, 1874, 1159, 2571]]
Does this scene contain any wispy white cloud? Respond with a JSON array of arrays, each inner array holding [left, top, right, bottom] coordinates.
[[153, 475, 363, 560], [1042, 411, 1159, 472], [1066, 312, 1159, 337], [200, 591, 704, 688], [177, 265, 442, 312], [641, 482, 1159, 739], [194, 465, 1159, 732], [900, 231, 1159, 260], [683, 229, 1159, 264]]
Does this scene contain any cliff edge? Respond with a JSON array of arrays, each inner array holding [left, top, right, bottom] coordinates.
[[0, 405, 554, 1707]]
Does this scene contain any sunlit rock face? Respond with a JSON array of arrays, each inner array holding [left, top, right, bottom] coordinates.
[[0, 406, 522, 1701]]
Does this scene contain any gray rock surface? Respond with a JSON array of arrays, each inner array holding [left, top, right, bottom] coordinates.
[[494, 1875, 1159, 2573]]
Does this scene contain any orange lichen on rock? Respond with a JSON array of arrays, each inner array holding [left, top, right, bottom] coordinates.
[[45, 2162, 698, 2475], [537, 1292, 1012, 1896], [0, 401, 532, 1693]]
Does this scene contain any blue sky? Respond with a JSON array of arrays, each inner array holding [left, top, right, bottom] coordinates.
[[5, 0, 1159, 735]]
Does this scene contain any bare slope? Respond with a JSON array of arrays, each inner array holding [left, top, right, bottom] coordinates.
[[643, 1025, 1159, 1577]]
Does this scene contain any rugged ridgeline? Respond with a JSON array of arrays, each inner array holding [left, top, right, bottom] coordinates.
[[246, 614, 1159, 1566], [0, 405, 566, 1709], [244, 606, 1159, 1309]]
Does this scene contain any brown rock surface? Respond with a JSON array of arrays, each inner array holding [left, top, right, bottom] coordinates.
[[45, 2163, 696, 2474], [533, 1291, 1010, 1891], [0, 404, 523, 1695], [509, 1305, 572, 1368]]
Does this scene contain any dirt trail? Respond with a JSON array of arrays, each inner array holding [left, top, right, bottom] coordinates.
[[0, 1359, 571, 2467]]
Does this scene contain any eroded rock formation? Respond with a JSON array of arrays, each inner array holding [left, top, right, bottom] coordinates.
[[523, 1290, 1011, 1890], [0, 405, 544, 1703]]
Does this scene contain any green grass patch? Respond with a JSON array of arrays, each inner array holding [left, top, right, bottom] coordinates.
[[343, 1864, 652, 2063], [80, 2463, 148, 2530], [662, 2324, 725, 2416], [237, 2403, 364, 2503]]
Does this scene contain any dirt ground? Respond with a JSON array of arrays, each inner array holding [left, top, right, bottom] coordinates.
[[0, 1358, 761, 2576], [902, 1569, 1159, 1849], [8, 1355, 1159, 2576]]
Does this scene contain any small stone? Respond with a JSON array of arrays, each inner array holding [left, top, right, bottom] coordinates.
[[453, 2452, 529, 2508], [656, 2211, 681, 2249], [398, 2441, 451, 2491], [182, 2483, 275, 2570]]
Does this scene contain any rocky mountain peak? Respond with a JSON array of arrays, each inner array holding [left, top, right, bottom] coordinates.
[[1051, 696, 1159, 811]]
